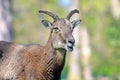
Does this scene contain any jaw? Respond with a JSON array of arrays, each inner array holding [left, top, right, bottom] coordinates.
[[53, 42, 66, 51]]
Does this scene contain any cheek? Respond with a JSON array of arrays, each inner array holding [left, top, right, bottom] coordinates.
[[58, 33, 66, 43]]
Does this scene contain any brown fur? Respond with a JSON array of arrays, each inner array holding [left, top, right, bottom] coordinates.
[[0, 9, 80, 80], [0, 30, 66, 80], [0, 35, 66, 80]]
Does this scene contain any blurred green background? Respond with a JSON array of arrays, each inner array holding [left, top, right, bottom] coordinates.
[[12, 0, 120, 80]]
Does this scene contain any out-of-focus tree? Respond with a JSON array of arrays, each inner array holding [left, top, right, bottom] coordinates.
[[111, 0, 120, 19], [0, 0, 14, 41], [80, 27, 93, 80]]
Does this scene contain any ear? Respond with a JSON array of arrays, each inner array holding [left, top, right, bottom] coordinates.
[[71, 19, 81, 30], [41, 20, 53, 29]]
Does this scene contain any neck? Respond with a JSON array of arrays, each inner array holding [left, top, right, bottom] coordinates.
[[45, 33, 54, 51], [45, 33, 67, 79]]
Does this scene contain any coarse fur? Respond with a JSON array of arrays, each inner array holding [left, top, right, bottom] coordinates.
[[0, 9, 81, 80]]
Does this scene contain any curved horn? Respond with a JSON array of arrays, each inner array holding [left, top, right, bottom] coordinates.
[[67, 9, 79, 20], [39, 10, 59, 21]]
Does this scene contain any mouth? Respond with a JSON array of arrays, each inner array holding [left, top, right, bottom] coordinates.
[[67, 45, 73, 52], [64, 44, 74, 52]]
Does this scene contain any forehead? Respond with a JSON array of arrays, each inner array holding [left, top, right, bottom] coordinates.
[[53, 19, 71, 28]]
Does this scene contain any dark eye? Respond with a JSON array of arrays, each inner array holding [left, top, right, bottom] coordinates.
[[53, 27, 60, 32]]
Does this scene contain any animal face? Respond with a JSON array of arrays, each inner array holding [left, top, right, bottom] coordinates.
[[52, 19, 80, 52], [39, 9, 81, 52], [41, 18, 80, 52]]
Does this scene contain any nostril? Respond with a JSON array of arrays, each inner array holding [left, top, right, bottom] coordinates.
[[68, 39, 75, 45]]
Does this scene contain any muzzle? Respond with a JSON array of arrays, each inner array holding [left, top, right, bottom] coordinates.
[[65, 38, 75, 52]]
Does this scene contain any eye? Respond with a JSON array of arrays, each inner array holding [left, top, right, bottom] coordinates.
[[53, 27, 60, 32]]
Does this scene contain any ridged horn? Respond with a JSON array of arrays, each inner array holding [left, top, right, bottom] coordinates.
[[67, 9, 79, 20], [39, 10, 59, 21]]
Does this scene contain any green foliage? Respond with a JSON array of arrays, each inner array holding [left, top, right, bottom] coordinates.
[[13, 0, 41, 44], [80, 0, 120, 78], [104, 18, 120, 48]]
